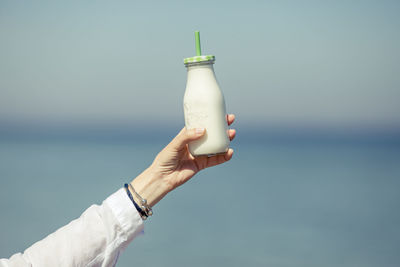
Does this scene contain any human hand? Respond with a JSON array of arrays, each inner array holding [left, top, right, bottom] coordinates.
[[131, 114, 236, 207]]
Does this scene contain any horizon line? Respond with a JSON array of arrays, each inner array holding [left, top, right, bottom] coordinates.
[[1, 119, 399, 145]]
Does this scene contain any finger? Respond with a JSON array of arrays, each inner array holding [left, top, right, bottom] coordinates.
[[205, 148, 234, 169], [227, 114, 235, 126], [170, 127, 205, 151], [228, 129, 236, 141], [224, 148, 234, 161]]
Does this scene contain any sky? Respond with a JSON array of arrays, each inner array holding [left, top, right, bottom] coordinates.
[[1, 0, 399, 133]]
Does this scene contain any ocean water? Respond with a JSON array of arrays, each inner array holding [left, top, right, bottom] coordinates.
[[1, 133, 400, 267]]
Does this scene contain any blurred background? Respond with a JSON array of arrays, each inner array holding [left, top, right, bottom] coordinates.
[[1, 1, 399, 266]]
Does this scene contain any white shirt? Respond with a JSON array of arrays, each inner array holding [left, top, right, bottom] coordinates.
[[0, 188, 144, 267]]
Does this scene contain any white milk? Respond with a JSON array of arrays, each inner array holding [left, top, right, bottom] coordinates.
[[183, 61, 230, 156]]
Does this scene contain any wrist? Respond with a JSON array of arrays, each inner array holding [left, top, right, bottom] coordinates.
[[130, 165, 170, 207]]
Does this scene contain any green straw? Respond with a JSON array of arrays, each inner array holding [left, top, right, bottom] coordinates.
[[195, 31, 201, 56]]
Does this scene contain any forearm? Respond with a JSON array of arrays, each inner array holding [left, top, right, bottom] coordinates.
[[130, 165, 172, 208]]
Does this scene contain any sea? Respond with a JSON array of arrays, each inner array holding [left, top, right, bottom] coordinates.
[[1, 127, 400, 267]]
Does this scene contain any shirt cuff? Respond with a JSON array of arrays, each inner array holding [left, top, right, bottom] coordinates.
[[104, 188, 144, 240]]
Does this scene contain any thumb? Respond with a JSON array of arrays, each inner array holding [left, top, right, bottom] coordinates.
[[171, 127, 205, 151]]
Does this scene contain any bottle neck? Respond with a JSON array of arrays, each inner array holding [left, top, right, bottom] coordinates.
[[186, 62, 218, 87]]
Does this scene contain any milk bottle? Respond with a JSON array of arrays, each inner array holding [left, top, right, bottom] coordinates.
[[183, 31, 230, 156]]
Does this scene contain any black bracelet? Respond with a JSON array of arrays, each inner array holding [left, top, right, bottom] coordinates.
[[124, 183, 148, 220]]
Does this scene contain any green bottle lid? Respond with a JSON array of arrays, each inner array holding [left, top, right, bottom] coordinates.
[[184, 31, 215, 65]]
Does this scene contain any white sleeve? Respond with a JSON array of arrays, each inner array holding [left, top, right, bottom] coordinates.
[[0, 188, 144, 267]]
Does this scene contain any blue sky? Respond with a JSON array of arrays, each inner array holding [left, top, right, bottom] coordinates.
[[1, 0, 399, 131]]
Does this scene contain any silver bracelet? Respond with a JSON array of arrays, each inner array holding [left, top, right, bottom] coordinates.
[[128, 183, 153, 219]]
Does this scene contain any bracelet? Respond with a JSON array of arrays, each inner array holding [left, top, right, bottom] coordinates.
[[123, 183, 149, 220], [128, 183, 153, 218], [124, 183, 153, 220]]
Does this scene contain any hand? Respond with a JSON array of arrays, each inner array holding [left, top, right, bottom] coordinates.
[[154, 114, 236, 190], [131, 114, 236, 207]]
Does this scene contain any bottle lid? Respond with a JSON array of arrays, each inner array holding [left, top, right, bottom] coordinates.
[[183, 31, 215, 65], [184, 55, 215, 64]]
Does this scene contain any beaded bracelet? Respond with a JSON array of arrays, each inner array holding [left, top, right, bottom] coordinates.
[[124, 183, 152, 220]]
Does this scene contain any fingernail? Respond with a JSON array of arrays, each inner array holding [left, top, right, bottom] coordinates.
[[195, 128, 205, 135]]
